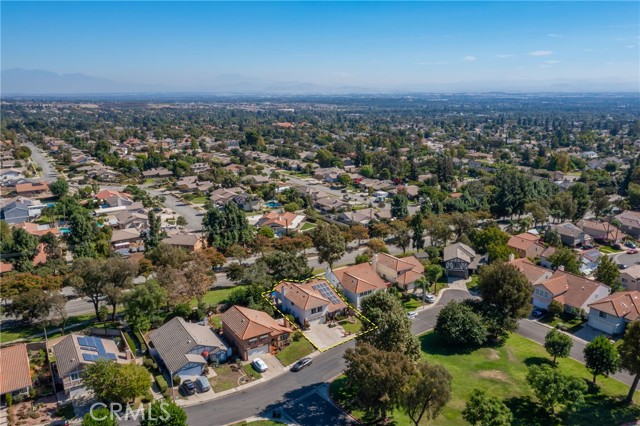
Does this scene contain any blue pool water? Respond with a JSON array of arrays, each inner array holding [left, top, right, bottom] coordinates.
[[59, 227, 71, 235], [266, 200, 281, 209]]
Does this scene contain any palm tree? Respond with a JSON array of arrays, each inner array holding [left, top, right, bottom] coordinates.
[[425, 264, 444, 296], [505, 220, 516, 235], [414, 277, 430, 306], [518, 217, 533, 234]]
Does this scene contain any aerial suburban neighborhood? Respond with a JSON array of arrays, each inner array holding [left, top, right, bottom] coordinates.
[[1, 2, 640, 426]]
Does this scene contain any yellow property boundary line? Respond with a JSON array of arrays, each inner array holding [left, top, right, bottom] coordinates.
[[262, 274, 378, 352]]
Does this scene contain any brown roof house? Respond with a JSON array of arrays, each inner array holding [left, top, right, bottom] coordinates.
[[587, 291, 640, 335], [256, 211, 305, 236], [532, 270, 610, 317], [221, 306, 293, 361], [509, 257, 553, 285], [372, 252, 424, 291], [620, 264, 640, 291], [550, 223, 592, 248], [443, 242, 486, 279], [51, 333, 130, 398], [162, 234, 205, 251], [326, 262, 389, 309], [577, 219, 626, 243], [615, 211, 640, 239], [148, 317, 230, 379], [15, 182, 49, 197], [0, 344, 32, 398], [507, 233, 546, 259], [273, 279, 347, 327]]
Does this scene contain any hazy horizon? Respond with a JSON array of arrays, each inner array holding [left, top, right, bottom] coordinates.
[[2, 1, 639, 94]]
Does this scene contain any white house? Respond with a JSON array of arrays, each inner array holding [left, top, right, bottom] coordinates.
[[326, 263, 388, 309], [587, 291, 640, 335], [372, 252, 425, 291], [273, 279, 347, 326], [532, 270, 611, 316]]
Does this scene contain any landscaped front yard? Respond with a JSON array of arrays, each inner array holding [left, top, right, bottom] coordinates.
[[192, 287, 236, 307], [339, 317, 362, 334], [540, 312, 586, 332], [209, 364, 245, 392], [275, 337, 315, 366], [331, 332, 639, 426]]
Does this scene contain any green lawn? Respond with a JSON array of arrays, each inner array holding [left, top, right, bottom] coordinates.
[[403, 297, 423, 312], [192, 287, 236, 307], [331, 332, 639, 426], [243, 363, 263, 380], [191, 196, 208, 204], [1, 313, 96, 343], [339, 317, 363, 334], [466, 275, 480, 293], [599, 246, 623, 254], [300, 223, 316, 231], [540, 313, 586, 332], [275, 338, 315, 366], [209, 364, 244, 392]]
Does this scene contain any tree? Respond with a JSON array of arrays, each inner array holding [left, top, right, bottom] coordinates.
[[477, 262, 532, 338], [544, 329, 573, 363], [584, 335, 620, 384], [486, 243, 513, 262], [140, 401, 187, 426], [263, 250, 312, 281], [6, 227, 39, 271], [125, 279, 166, 332], [366, 238, 388, 254], [143, 211, 162, 251], [401, 361, 452, 426], [526, 364, 587, 413], [202, 202, 253, 250], [82, 408, 118, 426], [103, 257, 138, 320], [49, 178, 69, 197], [312, 222, 345, 270], [258, 226, 275, 239], [69, 257, 109, 318], [549, 192, 577, 222], [391, 194, 409, 219], [358, 291, 420, 359], [176, 216, 187, 228], [83, 359, 151, 404], [6, 288, 53, 324], [462, 389, 513, 426], [338, 173, 351, 187], [425, 264, 444, 295], [391, 221, 411, 253], [618, 321, 640, 403], [69, 211, 98, 255], [426, 215, 451, 247], [595, 255, 621, 292], [544, 228, 563, 247], [548, 300, 564, 318], [525, 202, 549, 227], [435, 301, 488, 347], [344, 343, 414, 420], [569, 183, 590, 220], [591, 189, 610, 218], [411, 212, 425, 251], [50, 292, 69, 334], [349, 224, 369, 246], [548, 246, 580, 274], [470, 226, 509, 254]]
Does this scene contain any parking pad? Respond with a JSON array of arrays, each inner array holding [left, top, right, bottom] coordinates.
[[281, 391, 360, 426]]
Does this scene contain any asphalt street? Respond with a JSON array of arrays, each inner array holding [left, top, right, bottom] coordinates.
[[24, 142, 58, 182]]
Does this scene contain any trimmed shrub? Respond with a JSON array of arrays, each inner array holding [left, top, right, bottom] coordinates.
[[155, 375, 168, 393], [172, 375, 181, 386]]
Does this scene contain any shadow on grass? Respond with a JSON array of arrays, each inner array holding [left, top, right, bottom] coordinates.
[[419, 333, 478, 356], [523, 356, 555, 368], [563, 394, 640, 426], [505, 396, 558, 426]]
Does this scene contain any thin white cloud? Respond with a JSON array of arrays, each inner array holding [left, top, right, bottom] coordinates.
[[464, 56, 477, 62], [547, 33, 564, 38], [496, 54, 513, 58], [529, 50, 553, 56], [626, 45, 636, 49], [544, 60, 560, 64]]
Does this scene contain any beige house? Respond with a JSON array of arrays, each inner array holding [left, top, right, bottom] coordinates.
[[373, 252, 425, 290], [620, 264, 640, 291]]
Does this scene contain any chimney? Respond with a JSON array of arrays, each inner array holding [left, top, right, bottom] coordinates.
[[283, 317, 290, 329], [372, 253, 379, 271], [508, 253, 515, 262]]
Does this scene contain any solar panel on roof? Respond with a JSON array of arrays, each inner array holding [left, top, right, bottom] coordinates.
[[77, 337, 89, 346], [312, 283, 340, 305], [82, 353, 94, 362], [95, 338, 106, 355], [106, 353, 118, 360]]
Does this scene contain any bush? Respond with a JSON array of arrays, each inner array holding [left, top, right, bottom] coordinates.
[[143, 358, 158, 371], [141, 391, 154, 404], [162, 389, 173, 400], [172, 375, 181, 386], [5, 393, 12, 407], [292, 331, 303, 342], [435, 300, 488, 347], [155, 375, 168, 392], [548, 300, 564, 318], [28, 387, 36, 399]]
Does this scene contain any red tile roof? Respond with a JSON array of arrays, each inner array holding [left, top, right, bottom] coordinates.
[[588, 291, 640, 321], [0, 344, 31, 394]]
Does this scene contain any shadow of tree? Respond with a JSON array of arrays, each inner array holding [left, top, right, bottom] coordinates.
[[419, 333, 479, 356], [505, 396, 558, 426], [563, 393, 640, 426], [523, 356, 555, 368]]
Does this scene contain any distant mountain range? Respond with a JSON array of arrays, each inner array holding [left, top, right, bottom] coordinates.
[[1, 68, 638, 95]]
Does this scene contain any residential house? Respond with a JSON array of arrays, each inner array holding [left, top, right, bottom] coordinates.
[[0, 198, 41, 224], [507, 233, 546, 259], [0, 169, 25, 182], [443, 242, 485, 278], [315, 196, 348, 213], [615, 211, 640, 239], [313, 167, 344, 183], [326, 263, 388, 309], [114, 211, 148, 230], [232, 193, 264, 212], [142, 167, 173, 178], [209, 187, 241, 207], [373, 252, 425, 291], [396, 185, 420, 200], [509, 257, 554, 285], [587, 291, 640, 335], [337, 208, 378, 226], [15, 182, 49, 197], [0, 344, 31, 398], [255, 211, 305, 236], [149, 317, 230, 379], [221, 305, 293, 361], [162, 234, 205, 251], [13, 221, 61, 237], [273, 279, 347, 326], [579, 248, 603, 276], [551, 223, 592, 247], [51, 333, 130, 398], [532, 270, 610, 316], [540, 246, 557, 269], [620, 264, 640, 291], [577, 219, 626, 243], [110, 228, 142, 250]]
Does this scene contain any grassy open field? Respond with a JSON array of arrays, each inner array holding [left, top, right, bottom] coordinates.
[[331, 332, 639, 426], [275, 338, 315, 366], [191, 287, 236, 307]]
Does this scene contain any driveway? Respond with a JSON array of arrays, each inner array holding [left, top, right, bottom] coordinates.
[[281, 390, 360, 426], [251, 354, 285, 380], [302, 323, 355, 351]]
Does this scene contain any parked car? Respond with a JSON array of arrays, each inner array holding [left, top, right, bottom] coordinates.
[[180, 379, 196, 396], [252, 358, 268, 373], [424, 294, 436, 303], [532, 308, 546, 318], [407, 311, 418, 320], [627, 248, 638, 254], [618, 263, 629, 270], [291, 357, 313, 372], [195, 376, 210, 393], [625, 241, 637, 248]]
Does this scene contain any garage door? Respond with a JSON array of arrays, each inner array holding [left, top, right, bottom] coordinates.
[[178, 365, 203, 379], [248, 344, 269, 357]]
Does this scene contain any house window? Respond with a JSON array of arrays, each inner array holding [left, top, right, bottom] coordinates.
[[259, 334, 269, 341], [248, 338, 257, 345], [311, 307, 322, 314], [599, 311, 607, 319], [70, 372, 80, 381]]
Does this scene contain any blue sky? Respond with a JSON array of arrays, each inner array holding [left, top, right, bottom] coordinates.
[[2, 1, 639, 88]]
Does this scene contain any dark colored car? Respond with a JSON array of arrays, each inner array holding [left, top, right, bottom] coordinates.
[[291, 357, 313, 372], [532, 308, 546, 318], [180, 379, 196, 396]]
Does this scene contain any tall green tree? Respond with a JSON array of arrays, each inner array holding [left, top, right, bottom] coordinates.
[[202, 202, 253, 250], [263, 250, 312, 281], [124, 279, 166, 332], [357, 291, 420, 359], [391, 194, 409, 219], [569, 183, 590, 220], [526, 364, 587, 414], [619, 321, 640, 403], [462, 389, 513, 426], [49, 177, 69, 197], [544, 329, 573, 364], [411, 212, 425, 251], [83, 359, 151, 404], [103, 257, 138, 320], [69, 257, 108, 318], [6, 288, 53, 324], [140, 401, 187, 426], [435, 301, 488, 347], [82, 408, 118, 426], [400, 361, 452, 426], [548, 246, 581, 274], [143, 210, 162, 250], [595, 255, 621, 292], [344, 343, 414, 420], [584, 335, 620, 384], [312, 222, 345, 270]]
